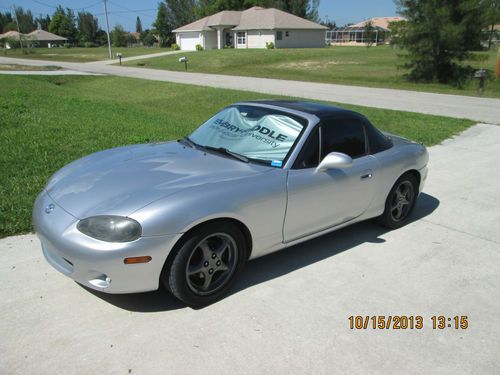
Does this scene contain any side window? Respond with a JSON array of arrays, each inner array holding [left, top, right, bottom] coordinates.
[[276, 31, 283, 40], [321, 118, 367, 159], [293, 127, 320, 169]]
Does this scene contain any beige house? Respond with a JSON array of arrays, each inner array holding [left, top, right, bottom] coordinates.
[[327, 17, 405, 46], [0, 29, 67, 48], [173, 6, 327, 50]]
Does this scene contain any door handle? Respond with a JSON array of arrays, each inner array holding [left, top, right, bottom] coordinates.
[[360, 173, 373, 180]]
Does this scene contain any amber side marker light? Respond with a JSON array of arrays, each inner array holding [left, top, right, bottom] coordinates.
[[124, 256, 152, 264]]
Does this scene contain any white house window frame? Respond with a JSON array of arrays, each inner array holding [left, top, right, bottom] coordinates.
[[236, 31, 246, 45]]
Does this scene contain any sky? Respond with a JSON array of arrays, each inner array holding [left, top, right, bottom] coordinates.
[[0, 0, 399, 32]]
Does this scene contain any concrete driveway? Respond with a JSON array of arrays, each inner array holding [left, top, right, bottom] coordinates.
[[1, 124, 499, 374], [1, 55, 500, 125]]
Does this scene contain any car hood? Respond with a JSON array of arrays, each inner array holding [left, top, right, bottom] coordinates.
[[46, 141, 271, 218]]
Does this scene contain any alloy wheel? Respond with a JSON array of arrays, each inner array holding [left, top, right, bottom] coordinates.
[[185, 233, 238, 296], [390, 180, 415, 222]]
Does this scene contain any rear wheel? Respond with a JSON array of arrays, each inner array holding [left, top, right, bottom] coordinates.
[[379, 173, 418, 229], [162, 222, 246, 307]]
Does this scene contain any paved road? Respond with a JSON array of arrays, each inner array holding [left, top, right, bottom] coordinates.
[[1, 124, 499, 374], [1, 55, 499, 124]]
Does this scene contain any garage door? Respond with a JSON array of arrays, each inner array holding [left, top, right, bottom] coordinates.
[[180, 32, 200, 51]]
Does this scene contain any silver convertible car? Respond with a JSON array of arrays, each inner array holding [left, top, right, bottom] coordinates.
[[33, 101, 428, 307]]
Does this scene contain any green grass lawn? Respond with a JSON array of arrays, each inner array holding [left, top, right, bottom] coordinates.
[[2, 46, 164, 62], [0, 75, 474, 238], [125, 45, 500, 98]]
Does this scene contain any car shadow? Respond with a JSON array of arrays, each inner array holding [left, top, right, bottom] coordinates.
[[82, 192, 439, 312]]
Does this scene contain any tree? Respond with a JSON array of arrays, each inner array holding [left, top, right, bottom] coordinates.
[[49, 6, 77, 42], [77, 11, 98, 44], [111, 24, 128, 47], [34, 14, 51, 31], [364, 20, 375, 47], [395, 0, 486, 84], [153, 2, 170, 46], [142, 30, 156, 46], [136, 16, 142, 33], [0, 12, 14, 33], [306, 0, 320, 22], [388, 19, 406, 47], [14, 6, 35, 33], [483, 0, 500, 49]]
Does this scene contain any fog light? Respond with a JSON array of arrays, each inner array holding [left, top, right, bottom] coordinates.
[[88, 274, 111, 288]]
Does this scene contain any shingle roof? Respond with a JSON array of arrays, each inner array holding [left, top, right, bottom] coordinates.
[[27, 29, 67, 41], [173, 6, 327, 32], [348, 17, 405, 31], [0, 30, 22, 39], [0, 29, 67, 41]]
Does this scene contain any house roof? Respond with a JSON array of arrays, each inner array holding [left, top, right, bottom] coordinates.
[[348, 17, 405, 31], [27, 29, 67, 41], [0, 30, 22, 39], [173, 6, 327, 32]]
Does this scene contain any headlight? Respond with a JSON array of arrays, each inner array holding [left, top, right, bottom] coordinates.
[[77, 216, 142, 242]]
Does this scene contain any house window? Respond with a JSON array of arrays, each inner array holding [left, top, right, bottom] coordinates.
[[276, 31, 283, 40], [237, 32, 246, 45], [285, 31, 289, 37]]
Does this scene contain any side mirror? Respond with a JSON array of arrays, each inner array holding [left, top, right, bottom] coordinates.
[[316, 152, 353, 172]]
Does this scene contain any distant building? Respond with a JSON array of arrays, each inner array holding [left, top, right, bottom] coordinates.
[[327, 17, 405, 46], [0, 29, 67, 48], [173, 6, 327, 50], [27, 30, 67, 48]]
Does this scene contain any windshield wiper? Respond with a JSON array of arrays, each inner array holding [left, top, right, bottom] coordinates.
[[202, 146, 249, 163], [179, 136, 199, 150]]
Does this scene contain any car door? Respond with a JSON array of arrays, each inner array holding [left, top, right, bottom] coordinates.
[[283, 116, 379, 242]]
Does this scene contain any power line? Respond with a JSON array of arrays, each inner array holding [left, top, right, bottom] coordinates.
[[94, 9, 157, 18], [30, 0, 107, 12]]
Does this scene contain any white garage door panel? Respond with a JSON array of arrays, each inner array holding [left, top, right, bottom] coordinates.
[[180, 32, 200, 51]]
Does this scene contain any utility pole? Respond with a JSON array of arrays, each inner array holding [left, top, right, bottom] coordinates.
[[12, 4, 23, 50], [103, 0, 112, 59]]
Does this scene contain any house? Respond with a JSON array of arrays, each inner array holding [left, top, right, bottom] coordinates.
[[173, 6, 327, 50], [0, 29, 67, 48], [327, 17, 405, 46], [27, 30, 67, 47], [0, 30, 22, 48]]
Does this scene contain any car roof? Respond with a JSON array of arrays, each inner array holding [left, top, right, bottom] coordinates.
[[236, 100, 360, 119]]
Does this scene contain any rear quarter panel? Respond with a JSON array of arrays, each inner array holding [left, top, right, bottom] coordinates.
[[367, 136, 429, 217]]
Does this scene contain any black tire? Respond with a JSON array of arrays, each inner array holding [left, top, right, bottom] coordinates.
[[378, 173, 418, 229], [161, 221, 247, 308]]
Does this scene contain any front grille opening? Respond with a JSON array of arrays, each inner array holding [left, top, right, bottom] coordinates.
[[62, 258, 73, 267]]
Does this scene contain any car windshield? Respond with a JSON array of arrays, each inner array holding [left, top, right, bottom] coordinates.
[[189, 105, 306, 167]]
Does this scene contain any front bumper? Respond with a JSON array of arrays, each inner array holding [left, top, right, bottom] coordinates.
[[33, 191, 182, 294]]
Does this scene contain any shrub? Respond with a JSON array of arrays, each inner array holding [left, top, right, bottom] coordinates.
[[171, 43, 180, 50], [195, 44, 203, 51], [266, 42, 274, 49], [6, 37, 20, 49], [142, 32, 156, 47], [83, 42, 97, 48]]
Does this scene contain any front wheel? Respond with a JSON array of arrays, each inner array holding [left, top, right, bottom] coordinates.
[[161, 222, 247, 307], [378, 173, 418, 229]]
